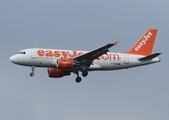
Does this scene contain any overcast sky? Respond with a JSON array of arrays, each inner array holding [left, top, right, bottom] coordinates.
[[0, 0, 169, 120]]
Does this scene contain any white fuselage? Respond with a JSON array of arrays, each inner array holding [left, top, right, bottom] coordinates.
[[10, 48, 160, 71]]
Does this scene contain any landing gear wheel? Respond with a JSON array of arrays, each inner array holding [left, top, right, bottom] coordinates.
[[82, 71, 88, 77], [75, 77, 82, 83], [30, 72, 34, 77], [30, 66, 35, 77]]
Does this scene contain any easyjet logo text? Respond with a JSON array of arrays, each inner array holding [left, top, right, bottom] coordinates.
[[37, 50, 120, 61], [135, 31, 153, 51]]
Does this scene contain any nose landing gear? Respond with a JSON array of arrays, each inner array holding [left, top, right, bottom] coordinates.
[[30, 72, 34, 76], [30, 66, 35, 77]]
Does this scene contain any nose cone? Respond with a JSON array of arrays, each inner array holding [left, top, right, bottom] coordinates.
[[9, 55, 18, 64]]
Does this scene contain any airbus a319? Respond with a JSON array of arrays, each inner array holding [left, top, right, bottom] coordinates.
[[10, 29, 161, 83]]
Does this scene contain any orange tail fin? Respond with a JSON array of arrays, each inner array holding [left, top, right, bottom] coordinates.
[[126, 29, 158, 56]]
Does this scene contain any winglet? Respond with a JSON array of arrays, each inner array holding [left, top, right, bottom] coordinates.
[[113, 41, 118, 46], [126, 29, 158, 56]]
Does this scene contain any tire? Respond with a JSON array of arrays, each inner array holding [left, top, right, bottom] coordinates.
[[75, 77, 82, 83], [30, 72, 34, 77], [82, 71, 88, 77]]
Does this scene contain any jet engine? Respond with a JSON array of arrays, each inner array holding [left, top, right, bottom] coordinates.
[[48, 68, 71, 78], [52, 58, 75, 69]]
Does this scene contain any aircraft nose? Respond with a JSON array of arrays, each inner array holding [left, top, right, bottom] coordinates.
[[9, 55, 18, 64]]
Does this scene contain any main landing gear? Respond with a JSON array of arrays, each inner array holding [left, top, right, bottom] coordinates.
[[82, 71, 88, 77], [30, 66, 35, 77], [75, 71, 88, 83], [75, 76, 82, 83]]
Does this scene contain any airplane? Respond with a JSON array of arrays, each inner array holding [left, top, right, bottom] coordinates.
[[10, 29, 161, 83]]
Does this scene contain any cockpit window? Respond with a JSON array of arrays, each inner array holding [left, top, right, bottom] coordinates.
[[19, 51, 26, 54]]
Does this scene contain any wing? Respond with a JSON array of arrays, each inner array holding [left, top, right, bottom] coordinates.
[[74, 42, 118, 66]]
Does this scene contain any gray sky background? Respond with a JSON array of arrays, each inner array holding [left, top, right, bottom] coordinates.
[[0, 0, 168, 120]]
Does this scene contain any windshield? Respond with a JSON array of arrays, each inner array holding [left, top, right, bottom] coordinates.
[[18, 51, 26, 54]]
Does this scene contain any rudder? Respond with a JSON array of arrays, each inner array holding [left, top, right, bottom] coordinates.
[[126, 29, 158, 56]]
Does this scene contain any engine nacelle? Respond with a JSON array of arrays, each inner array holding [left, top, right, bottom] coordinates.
[[48, 68, 71, 78], [52, 58, 75, 69]]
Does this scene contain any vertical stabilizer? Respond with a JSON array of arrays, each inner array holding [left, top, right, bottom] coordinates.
[[126, 29, 157, 56]]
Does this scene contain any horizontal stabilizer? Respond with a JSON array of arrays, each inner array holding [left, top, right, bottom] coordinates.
[[138, 53, 161, 61]]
